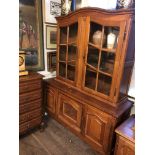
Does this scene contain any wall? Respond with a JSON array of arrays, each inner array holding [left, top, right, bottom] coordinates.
[[38, 0, 61, 79]]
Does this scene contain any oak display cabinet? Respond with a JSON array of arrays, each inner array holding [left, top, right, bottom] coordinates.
[[44, 8, 134, 155]]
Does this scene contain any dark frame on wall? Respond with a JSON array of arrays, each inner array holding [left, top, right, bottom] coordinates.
[[46, 24, 57, 50], [19, 0, 44, 71], [47, 51, 56, 72]]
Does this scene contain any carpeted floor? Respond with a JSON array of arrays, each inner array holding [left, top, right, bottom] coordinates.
[[19, 118, 100, 155]]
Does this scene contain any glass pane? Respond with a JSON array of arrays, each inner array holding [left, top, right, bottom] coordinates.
[[68, 45, 77, 61], [85, 67, 97, 90], [67, 63, 75, 81], [100, 52, 115, 74], [97, 73, 112, 95], [60, 27, 67, 44], [103, 26, 120, 49], [89, 22, 102, 47], [59, 45, 66, 61], [59, 62, 66, 78], [87, 45, 99, 68], [69, 23, 78, 43]]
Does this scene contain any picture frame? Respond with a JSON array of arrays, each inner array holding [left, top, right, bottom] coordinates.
[[44, 0, 61, 23], [46, 25, 57, 50], [19, 0, 44, 71], [47, 52, 56, 72]]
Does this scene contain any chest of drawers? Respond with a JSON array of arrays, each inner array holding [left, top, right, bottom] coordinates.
[[114, 115, 135, 155], [19, 72, 43, 135]]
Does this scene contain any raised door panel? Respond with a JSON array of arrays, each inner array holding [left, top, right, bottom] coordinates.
[[46, 87, 56, 115], [84, 105, 113, 152], [57, 93, 82, 133]]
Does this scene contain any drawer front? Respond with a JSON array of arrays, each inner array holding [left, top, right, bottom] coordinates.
[[20, 80, 42, 94], [19, 99, 41, 114], [19, 90, 42, 105], [57, 93, 82, 133], [20, 108, 42, 124], [19, 117, 41, 135]]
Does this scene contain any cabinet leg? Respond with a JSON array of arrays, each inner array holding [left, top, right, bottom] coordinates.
[[40, 112, 48, 132]]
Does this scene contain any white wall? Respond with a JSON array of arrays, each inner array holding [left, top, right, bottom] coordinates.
[[38, 0, 60, 79]]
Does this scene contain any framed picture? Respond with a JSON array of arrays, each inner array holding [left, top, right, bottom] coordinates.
[[44, 0, 61, 23], [47, 52, 56, 72], [46, 25, 57, 50], [19, 0, 44, 71]]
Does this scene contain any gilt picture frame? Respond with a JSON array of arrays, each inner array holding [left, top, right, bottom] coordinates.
[[46, 25, 57, 50], [19, 0, 44, 71]]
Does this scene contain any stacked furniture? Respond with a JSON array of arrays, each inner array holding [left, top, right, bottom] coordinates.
[[44, 8, 135, 155], [114, 115, 135, 155], [19, 72, 43, 135]]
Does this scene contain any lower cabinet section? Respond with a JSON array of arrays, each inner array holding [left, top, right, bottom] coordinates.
[[114, 136, 134, 155], [84, 105, 113, 153], [57, 93, 82, 133], [44, 82, 132, 155]]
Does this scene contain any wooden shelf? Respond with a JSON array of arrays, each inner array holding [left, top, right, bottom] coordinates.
[[68, 41, 77, 45], [86, 63, 112, 77], [59, 60, 66, 63], [68, 60, 76, 63], [101, 48, 116, 53], [99, 70, 112, 77], [59, 43, 67, 46], [88, 42, 101, 50], [88, 42, 116, 53], [67, 64, 76, 68]]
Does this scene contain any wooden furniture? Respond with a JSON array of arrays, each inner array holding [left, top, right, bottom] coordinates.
[[114, 115, 135, 155], [44, 7, 134, 155], [19, 72, 43, 135]]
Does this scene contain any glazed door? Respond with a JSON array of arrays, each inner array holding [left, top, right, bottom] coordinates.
[[82, 17, 127, 101], [57, 20, 79, 85]]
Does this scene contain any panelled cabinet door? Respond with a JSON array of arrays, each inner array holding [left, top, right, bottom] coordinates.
[[57, 93, 82, 133], [82, 16, 127, 101], [57, 18, 80, 85], [84, 105, 113, 152], [46, 87, 56, 115]]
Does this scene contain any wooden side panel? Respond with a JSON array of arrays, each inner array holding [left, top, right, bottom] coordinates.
[[57, 93, 82, 133], [119, 20, 135, 99], [46, 87, 57, 115]]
